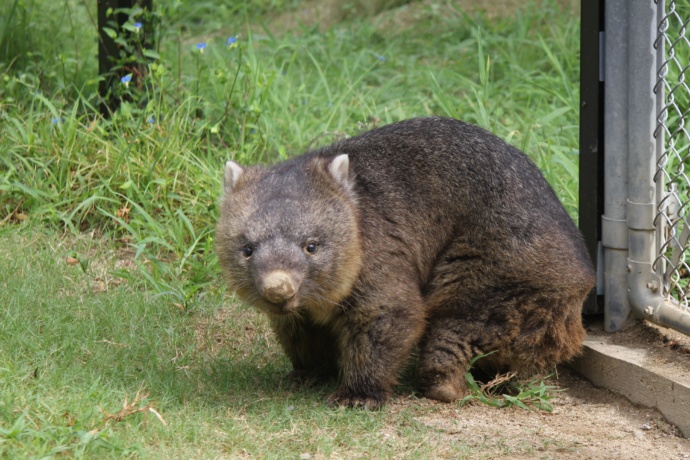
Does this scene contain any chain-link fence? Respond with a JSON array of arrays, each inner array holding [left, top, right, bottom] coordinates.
[[591, 1, 690, 335], [654, 0, 690, 314]]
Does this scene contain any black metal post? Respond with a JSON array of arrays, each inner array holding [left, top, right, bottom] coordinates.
[[579, 0, 605, 315]]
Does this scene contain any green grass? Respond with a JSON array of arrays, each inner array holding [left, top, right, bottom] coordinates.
[[0, 225, 473, 458], [460, 353, 559, 412], [0, 0, 582, 456]]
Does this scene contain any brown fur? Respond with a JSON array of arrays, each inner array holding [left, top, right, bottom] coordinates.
[[216, 117, 595, 409]]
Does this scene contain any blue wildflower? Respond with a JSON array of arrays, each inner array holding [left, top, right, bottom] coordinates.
[[134, 22, 142, 32], [121, 74, 132, 87], [51, 117, 64, 124], [196, 42, 206, 53], [375, 54, 386, 62], [148, 116, 155, 124], [227, 36, 238, 48]]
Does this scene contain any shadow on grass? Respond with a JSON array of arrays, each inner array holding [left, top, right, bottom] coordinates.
[[112, 344, 339, 414]]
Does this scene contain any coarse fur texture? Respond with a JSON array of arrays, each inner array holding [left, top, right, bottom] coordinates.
[[216, 116, 595, 409]]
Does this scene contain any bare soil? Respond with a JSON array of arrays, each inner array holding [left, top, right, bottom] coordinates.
[[391, 319, 690, 459], [602, 317, 690, 379], [262, 0, 579, 36], [390, 366, 690, 459]]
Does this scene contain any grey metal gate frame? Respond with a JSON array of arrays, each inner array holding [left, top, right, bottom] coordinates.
[[584, 0, 690, 335]]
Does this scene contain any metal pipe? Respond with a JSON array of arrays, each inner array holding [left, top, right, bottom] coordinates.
[[578, 0, 605, 316], [602, 0, 631, 332], [626, 0, 690, 335]]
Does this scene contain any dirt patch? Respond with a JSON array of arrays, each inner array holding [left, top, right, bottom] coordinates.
[[604, 317, 690, 356], [390, 367, 690, 459], [588, 318, 690, 383], [262, 0, 580, 36], [398, 319, 690, 457]]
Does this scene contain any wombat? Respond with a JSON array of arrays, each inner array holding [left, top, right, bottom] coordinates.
[[216, 116, 595, 409]]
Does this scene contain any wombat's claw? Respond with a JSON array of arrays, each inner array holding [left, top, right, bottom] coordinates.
[[327, 388, 387, 410]]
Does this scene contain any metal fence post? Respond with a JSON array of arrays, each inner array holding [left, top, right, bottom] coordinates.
[[579, 0, 605, 316], [626, 1, 659, 310], [626, 1, 690, 334], [601, 0, 631, 332]]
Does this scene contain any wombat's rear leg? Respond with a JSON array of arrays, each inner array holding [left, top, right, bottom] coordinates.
[[416, 308, 519, 402], [327, 285, 427, 410], [270, 316, 339, 386], [417, 289, 587, 403]]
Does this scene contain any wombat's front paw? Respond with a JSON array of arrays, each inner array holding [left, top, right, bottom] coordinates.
[[422, 379, 468, 403], [327, 386, 388, 410]]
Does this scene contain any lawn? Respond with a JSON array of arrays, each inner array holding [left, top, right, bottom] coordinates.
[[0, 0, 582, 457]]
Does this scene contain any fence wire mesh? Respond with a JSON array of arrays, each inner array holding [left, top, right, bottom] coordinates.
[[654, 0, 690, 311]]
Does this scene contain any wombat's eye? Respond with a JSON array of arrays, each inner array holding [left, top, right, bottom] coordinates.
[[305, 242, 318, 254], [242, 245, 253, 258]]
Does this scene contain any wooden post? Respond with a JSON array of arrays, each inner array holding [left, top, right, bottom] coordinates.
[[97, 0, 154, 117]]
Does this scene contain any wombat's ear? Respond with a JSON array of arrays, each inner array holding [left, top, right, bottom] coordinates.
[[224, 160, 244, 194], [327, 154, 350, 186]]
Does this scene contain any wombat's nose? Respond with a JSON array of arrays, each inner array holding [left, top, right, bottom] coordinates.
[[260, 270, 300, 304]]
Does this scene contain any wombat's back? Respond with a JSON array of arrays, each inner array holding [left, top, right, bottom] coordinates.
[[316, 116, 593, 291]]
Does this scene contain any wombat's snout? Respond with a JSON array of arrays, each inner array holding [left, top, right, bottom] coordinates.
[[259, 270, 302, 305]]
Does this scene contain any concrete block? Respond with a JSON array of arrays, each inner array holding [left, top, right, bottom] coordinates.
[[571, 335, 690, 437]]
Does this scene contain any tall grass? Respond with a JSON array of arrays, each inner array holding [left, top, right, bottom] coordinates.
[[1, 2, 581, 287]]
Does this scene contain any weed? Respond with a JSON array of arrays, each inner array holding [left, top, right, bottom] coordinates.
[[461, 353, 560, 412]]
